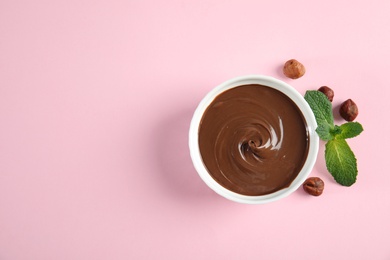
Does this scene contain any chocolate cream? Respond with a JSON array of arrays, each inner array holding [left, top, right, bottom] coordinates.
[[198, 84, 309, 196]]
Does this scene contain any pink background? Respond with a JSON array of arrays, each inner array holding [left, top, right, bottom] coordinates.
[[1, 0, 389, 259]]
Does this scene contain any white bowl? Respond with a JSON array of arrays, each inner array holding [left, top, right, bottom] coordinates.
[[189, 75, 319, 204]]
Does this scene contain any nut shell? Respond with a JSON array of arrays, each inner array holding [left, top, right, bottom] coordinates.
[[339, 99, 358, 121], [303, 177, 324, 196], [283, 59, 306, 79]]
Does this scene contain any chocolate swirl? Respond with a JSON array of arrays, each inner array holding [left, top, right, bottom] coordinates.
[[199, 84, 309, 196]]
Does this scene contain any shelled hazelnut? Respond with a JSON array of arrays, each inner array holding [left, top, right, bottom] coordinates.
[[283, 59, 305, 79], [303, 177, 324, 196], [340, 99, 358, 121], [318, 86, 334, 102]]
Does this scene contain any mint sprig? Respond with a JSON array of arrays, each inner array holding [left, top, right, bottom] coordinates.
[[304, 91, 364, 186]]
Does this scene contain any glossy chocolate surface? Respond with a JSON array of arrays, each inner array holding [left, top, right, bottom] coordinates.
[[199, 84, 309, 195]]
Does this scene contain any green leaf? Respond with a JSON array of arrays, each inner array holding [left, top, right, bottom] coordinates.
[[304, 90, 334, 128], [316, 124, 333, 141], [316, 125, 344, 141], [325, 139, 357, 186], [329, 125, 342, 136], [335, 122, 364, 139]]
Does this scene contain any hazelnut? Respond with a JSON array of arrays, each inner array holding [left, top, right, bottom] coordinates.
[[303, 177, 324, 196], [339, 99, 358, 121], [283, 59, 306, 79], [318, 86, 334, 102]]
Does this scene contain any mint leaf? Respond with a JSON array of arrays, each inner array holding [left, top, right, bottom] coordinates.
[[325, 139, 357, 186], [317, 125, 345, 141], [316, 124, 333, 141], [329, 125, 342, 136], [335, 122, 364, 139], [304, 90, 334, 128]]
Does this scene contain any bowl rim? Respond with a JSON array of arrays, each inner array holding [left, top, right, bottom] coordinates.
[[188, 75, 319, 204]]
